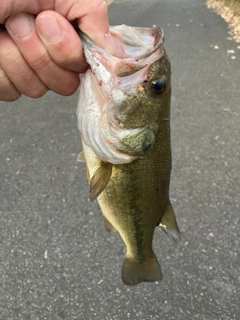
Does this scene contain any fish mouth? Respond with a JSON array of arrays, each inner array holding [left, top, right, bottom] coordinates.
[[77, 26, 166, 164], [109, 26, 165, 60], [113, 28, 164, 77], [78, 25, 165, 77]]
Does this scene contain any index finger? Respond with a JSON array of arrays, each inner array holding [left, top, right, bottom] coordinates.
[[77, 0, 109, 48], [1, 0, 110, 47], [0, 0, 52, 22], [54, 0, 110, 48]]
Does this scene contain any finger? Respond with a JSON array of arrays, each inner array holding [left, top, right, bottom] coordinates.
[[0, 67, 21, 102], [55, 0, 109, 48], [0, 0, 53, 22], [36, 11, 87, 73], [0, 30, 47, 99], [6, 13, 80, 96], [1, 0, 110, 49], [77, 0, 109, 47]]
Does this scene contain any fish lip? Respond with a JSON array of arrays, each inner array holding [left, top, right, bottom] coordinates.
[[79, 26, 165, 79], [78, 26, 164, 62], [127, 27, 165, 61]]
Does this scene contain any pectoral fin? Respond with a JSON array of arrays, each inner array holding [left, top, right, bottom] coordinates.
[[158, 202, 181, 242], [90, 162, 113, 201], [77, 151, 86, 162]]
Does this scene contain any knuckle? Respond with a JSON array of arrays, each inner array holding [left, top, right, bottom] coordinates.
[[1, 54, 48, 99], [5, 92, 22, 102], [59, 76, 80, 96], [0, 67, 5, 80], [0, 89, 21, 102], [48, 36, 83, 70], [0, 33, 48, 100], [28, 53, 51, 71], [46, 71, 80, 96], [0, 68, 21, 102], [97, 0, 108, 12], [26, 86, 48, 99], [18, 71, 48, 98], [57, 49, 81, 66]]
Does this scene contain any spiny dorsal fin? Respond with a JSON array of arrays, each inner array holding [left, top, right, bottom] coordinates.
[[77, 151, 86, 162], [158, 202, 181, 243], [90, 162, 113, 201]]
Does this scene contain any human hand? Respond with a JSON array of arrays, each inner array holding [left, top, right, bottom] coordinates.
[[0, 0, 109, 101]]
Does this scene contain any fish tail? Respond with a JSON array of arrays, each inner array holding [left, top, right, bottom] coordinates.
[[121, 255, 163, 286]]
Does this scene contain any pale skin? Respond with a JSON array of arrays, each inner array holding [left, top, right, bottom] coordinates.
[[0, 0, 110, 101]]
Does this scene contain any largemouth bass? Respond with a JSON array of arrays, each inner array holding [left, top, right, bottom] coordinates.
[[77, 25, 180, 286]]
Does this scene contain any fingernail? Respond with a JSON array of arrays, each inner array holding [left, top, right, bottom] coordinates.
[[6, 13, 34, 38], [37, 14, 63, 43]]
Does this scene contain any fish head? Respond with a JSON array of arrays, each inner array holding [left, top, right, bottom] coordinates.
[[77, 25, 171, 164]]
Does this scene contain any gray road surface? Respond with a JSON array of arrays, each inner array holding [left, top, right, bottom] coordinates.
[[0, 0, 239, 319]]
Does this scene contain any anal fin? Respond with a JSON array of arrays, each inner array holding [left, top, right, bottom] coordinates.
[[158, 201, 181, 242], [102, 215, 117, 233], [90, 162, 112, 201]]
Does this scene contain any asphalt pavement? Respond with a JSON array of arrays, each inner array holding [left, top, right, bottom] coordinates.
[[0, 0, 239, 319]]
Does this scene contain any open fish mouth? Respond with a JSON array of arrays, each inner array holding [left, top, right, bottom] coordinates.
[[79, 25, 165, 77], [110, 26, 165, 60], [77, 25, 166, 164]]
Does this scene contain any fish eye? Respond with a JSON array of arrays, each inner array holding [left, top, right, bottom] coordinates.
[[151, 76, 167, 94]]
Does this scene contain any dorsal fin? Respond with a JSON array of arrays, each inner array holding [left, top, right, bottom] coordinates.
[[158, 202, 181, 242], [90, 162, 113, 201]]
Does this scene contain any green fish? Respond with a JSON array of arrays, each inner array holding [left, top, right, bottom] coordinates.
[[77, 25, 180, 286]]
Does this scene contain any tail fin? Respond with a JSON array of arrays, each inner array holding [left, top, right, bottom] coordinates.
[[122, 255, 162, 286]]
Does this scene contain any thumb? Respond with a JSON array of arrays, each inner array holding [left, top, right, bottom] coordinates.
[[36, 10, 87, 73]]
